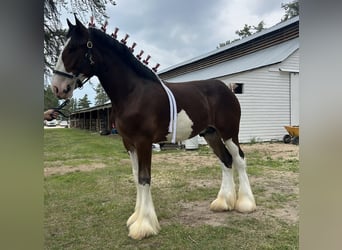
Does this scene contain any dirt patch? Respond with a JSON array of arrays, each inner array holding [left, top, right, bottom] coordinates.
[[242, 142, 299, 160], [254, 169, 299, 223], [159, 143, 299, 227], [152, 151, 217, 169], [169, 184, 298, 228], [165, 195, 298, 228], [167, 201, 229, 227], [44, 163, 106, 177], [153, 142, 299, 166]]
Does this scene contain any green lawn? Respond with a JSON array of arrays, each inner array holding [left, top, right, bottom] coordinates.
[[44, 128, 299, 249]]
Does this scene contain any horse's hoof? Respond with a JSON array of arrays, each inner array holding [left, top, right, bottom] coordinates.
[[235, 196, 256, 213], [210, 195, 235, 212], [128, 218, 160, 240]]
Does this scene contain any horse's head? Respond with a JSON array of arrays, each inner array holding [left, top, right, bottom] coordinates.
[[51, 16, 94, 99]]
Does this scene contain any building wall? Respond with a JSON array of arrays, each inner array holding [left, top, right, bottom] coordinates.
[[280, 49, 299, 71], [219, 66, 291, 142], [69, 107, 112, 132], [162, 50, 299, 143], [219, 49, 299, 142]]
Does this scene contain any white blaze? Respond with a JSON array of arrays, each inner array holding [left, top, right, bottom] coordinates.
[[50, 38, 86, 99]]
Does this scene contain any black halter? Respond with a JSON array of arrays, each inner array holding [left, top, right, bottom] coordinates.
[[52, 69, 86, 89]]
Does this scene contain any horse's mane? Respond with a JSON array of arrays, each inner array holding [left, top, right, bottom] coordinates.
[[89, 28, 160, 83]]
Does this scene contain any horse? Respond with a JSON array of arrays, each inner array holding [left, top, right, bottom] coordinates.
[[50, 16, 256, 240]]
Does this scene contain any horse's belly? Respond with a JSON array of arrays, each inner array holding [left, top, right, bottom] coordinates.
[[166, 109, 193, 142]]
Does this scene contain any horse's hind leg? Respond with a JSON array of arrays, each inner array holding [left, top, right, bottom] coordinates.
[[201, 127, 236, 211], [225, 138, 256, 213]]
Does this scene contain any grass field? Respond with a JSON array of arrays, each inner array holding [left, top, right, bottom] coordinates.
[[44, 128, 299, 249]]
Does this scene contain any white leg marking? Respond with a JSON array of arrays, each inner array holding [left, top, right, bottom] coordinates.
[[225, 139, 256, 213], [127, 151, 140, 227], [210, 161, 236, 211], [128, 184, 160, 240]]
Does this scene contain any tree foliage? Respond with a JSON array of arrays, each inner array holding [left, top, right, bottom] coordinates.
[[235, 24, 253, 38], [253, 21, 266, 33], [69, 98, 78, 113], [44, 0, 116, 76], [281, 0, 299, 21], [78, 94, 91, 109], [94, 83, 109, 106], [44, 84, 59, 110], [217, 21, 265, 49], [217, 0, 298, 49]]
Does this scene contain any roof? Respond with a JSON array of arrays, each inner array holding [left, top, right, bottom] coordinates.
[[71, 101, 111, 114], [164, 37, 299, 82], [159, 16, 299, 80]]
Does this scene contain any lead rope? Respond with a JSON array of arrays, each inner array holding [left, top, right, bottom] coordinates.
[[154, 74, 177, 143]]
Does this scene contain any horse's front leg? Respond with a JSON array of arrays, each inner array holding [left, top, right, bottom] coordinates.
[[126, 150, 140, 227], [127, 141, 160, 240]]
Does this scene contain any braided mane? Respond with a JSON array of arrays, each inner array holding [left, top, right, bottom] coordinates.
[[89, 27, 160, 83]]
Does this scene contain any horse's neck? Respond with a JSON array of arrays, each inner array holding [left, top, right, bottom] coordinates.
[[95, 62, 143, 111], [93, 44, 161, 111]]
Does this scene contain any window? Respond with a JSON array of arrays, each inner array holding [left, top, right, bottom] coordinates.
[[234, 83, 243, 94], [228, 83, 244, 94]]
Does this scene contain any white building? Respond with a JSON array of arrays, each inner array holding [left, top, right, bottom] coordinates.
[[159, 16, 299, 143]]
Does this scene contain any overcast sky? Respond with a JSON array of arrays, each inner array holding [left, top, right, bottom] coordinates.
[[61, 0, 287, 104]]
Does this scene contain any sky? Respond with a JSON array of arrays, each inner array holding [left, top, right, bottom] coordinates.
[[60, 0, 287, 105]]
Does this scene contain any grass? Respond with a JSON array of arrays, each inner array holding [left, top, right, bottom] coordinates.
[[44, 128, 299, 249]]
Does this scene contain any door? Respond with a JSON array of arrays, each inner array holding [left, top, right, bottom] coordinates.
[[290, 72, 299, 125]]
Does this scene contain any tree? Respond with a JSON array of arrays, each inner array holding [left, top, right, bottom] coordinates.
[[216, 0, 299, 49], [281, 0, 299, 21], [44, 84, 59, 110], [217, 21, 265, 49], [235, 24, 253, 38], [69, 97, 78, 113], [94, 83, 109, 105], [78, 94, 91, 109], [253, 21, 266, 33], [44, 0, 116, 75]]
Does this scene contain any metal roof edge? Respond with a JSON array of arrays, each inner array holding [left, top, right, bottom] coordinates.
[[159, 16, 299, 74], [164, 38, 299, 82], [70, 102, 112, 115]]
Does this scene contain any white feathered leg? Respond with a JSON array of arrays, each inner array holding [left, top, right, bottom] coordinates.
[[225, 139, 256, 213], [210, 161, 236, 211], [128, 184, 160, 240], [126, 151, 160, 240]]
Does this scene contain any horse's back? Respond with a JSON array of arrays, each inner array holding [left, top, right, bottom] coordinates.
[[166, 79, 240, 115]]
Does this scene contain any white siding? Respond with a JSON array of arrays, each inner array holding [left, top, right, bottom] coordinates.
[[279, 49, 299, 72], [219, 66, 290, 143]]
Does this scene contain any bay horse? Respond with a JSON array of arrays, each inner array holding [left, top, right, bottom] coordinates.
[[50, 16, 256, 240]]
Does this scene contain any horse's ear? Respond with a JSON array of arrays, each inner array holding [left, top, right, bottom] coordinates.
[[67, 18, 74, 29], [74, 14, 85, 29]]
